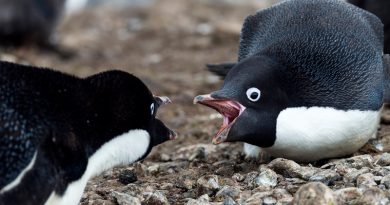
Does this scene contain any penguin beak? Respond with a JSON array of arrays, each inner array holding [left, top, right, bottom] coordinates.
[[194, 94, 246, 144], [154, 96, 172, 106]]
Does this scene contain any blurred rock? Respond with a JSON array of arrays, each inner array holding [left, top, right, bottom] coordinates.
[[189, 147, 206, 161], [186, 194, 211, 205], [197, 175, 220, 196], [292, 182, 336, 205], [143, 191, 170, 205], [343, 167, 370, 183], [263, 197, 277, 205], [222, 196, 237, 205], [254, 168, 278, 188], [118, 169, 137, 185], [309, 169, 341, 185], [268, 158, 301, 178], [375, 153, 390, 166], [147, 164, 160, 175], [353, 187, 389, 205], [334, 187, 362, 204], [215, 186, 241, 201], [232, 173, 245, 182], [356, 173, 377, 189], [111, 191, 141, 205], [380, 174, 390, 188]]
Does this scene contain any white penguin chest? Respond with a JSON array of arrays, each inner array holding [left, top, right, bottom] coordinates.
[[264, 107, 380, 162]]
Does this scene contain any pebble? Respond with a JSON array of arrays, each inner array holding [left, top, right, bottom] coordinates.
[[380, 174, 390, 188], [356, 173, 377, 189], [268, 158, 301, 178], [222, 196, 237, 205], [262, 196, 277, 205], [375, 153, 390, 166], [215, 186, 241, 201], [111, 191, 141, 205], [309, 169, 340, 185], [232, 173, 245, 182], [189, 147, 206, 161], [143, 191, 170, 205], [353, 187, 389, 205], [185, 194, 210, 205], [147, 164, 160, 175], [292, 182, 336, 205], [254, 168, 278, 188], [197, 175, 220, 196], [343, 167, 370, 183], [118, 169, 138, 185], [334, 187, 362, 204]]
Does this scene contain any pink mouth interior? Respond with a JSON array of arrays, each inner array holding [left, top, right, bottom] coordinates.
[[198, 99, 245, 143]]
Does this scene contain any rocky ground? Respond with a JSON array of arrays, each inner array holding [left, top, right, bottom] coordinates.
[[2, 0, 390, 204]]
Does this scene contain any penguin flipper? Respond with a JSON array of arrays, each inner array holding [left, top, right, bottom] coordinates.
[[384, 54, 390, 103], [206, 62, 236, 78]]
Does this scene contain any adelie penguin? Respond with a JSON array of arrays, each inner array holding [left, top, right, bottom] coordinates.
[[195, 0, 390, 162], [0, 61, 176, 205], [347, 0, 390, 53]]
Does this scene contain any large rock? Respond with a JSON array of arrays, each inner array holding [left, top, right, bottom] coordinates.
[[292, 182, 336, 205]]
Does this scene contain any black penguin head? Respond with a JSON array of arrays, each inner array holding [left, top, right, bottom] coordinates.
[[195, 55, 288, 147], [85, 71, 175, 153]]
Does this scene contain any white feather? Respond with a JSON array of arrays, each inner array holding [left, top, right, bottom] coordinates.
[[0, 151, 37, 194], [263, 106, 380, 162], [243, 143, 261, 158], [45, 129, 150, 205]]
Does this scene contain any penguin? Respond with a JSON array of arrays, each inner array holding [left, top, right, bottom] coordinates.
[[194, 0, 390, 162], [347, 0, 390, 53], [0, 61, 176, 205], [0, 0, 65, 47]]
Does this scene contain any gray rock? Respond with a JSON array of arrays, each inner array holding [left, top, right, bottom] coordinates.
[[111, 191, 141, 205], [380, 174, 390, 188], [215, 186, 241, 201], [244, 172, 259, 188], [143, 191, 170, 205], [147, 164, 160, 175], [244, 192, 264, 205], [254, 168, 278, 188], [353, 187, 389, 205], [197, 175, 220, 196], [118, 169, 137, 185], [343, 167, 370, 183], [334, 187, 362, 204], [268, 158, 301, 178], [272, 188, 293, 200], [356, 173, 377, 189], [222, 196, 237, 205], [232, 173, 245, 182], [186, 194, 211, 205], [375, 153, 390, 166], [189, 147, 206, 161], [263, 196, 277, 205], [309, 169, 341, 185], [292, 182, 336, 205]]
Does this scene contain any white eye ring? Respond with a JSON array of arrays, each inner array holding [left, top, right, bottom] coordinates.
[[246, 87, 261, 102], [150, 103, 155, 115]]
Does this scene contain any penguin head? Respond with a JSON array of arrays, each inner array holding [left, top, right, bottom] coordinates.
[[85, 71, 176, 153], [195, 55, 288, 147]]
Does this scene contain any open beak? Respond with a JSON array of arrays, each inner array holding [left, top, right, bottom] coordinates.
[[194, 94, 245, 144], [154, 95, 177, 140]]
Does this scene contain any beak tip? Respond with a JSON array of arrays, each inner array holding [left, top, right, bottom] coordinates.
[[169, 130, 178, 140]]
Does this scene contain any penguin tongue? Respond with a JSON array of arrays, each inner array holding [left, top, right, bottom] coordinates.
[[194, 95, 245, 144]]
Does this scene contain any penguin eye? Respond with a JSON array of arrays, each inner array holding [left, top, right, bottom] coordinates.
[[246, 87, 261, 102], [150, 103, 155, 115]]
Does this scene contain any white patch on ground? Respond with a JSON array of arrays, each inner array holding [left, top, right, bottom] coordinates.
[[51, 129, 150, 205], [265, 106, 380, 162], [0, 151, 37, 194]]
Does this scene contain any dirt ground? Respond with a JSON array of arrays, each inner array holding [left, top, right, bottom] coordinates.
[[2, 0, 390, 204]]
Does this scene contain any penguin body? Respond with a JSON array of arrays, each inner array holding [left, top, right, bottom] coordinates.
[[0, 0, 65, 46], [0, 61, 175, 205], [195, 0, 390, 162], [348, 0, 390, 53]]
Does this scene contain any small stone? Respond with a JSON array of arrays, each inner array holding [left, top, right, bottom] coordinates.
[[374, 176, 383, 184], [345, 155, 374, 169], [232, 173, 245, 182], [353, 187, 389, 205], [254, 168, 278, 188], [197, 175, 220, 196], [380, 174, 390, 188], [118, 169, 137, 185], [215, 165, 235, 177], [160, 153, 171, 161], [111, 191, 141, 205], [343, 167, 370, 183], [215, 186, 241, 201], [222, 196, 237, 205], [143, 191, 169, 205], [90, 199, 116, 205], [185, 194, 210, 205], [147, 164, 160, 175], [263, 196, 277, 205], [356, 173, 377, 189], [334, 187, 362, 204], [309, 169, 341, 185], [292, 182, 336, 205], [244, 172, 259, 188], [272, 189, 293, 200], [268, 158, 301, 178], [375, 153, 390, 166], [244, 192, 264, 205], [189, 147, 206, 161]]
